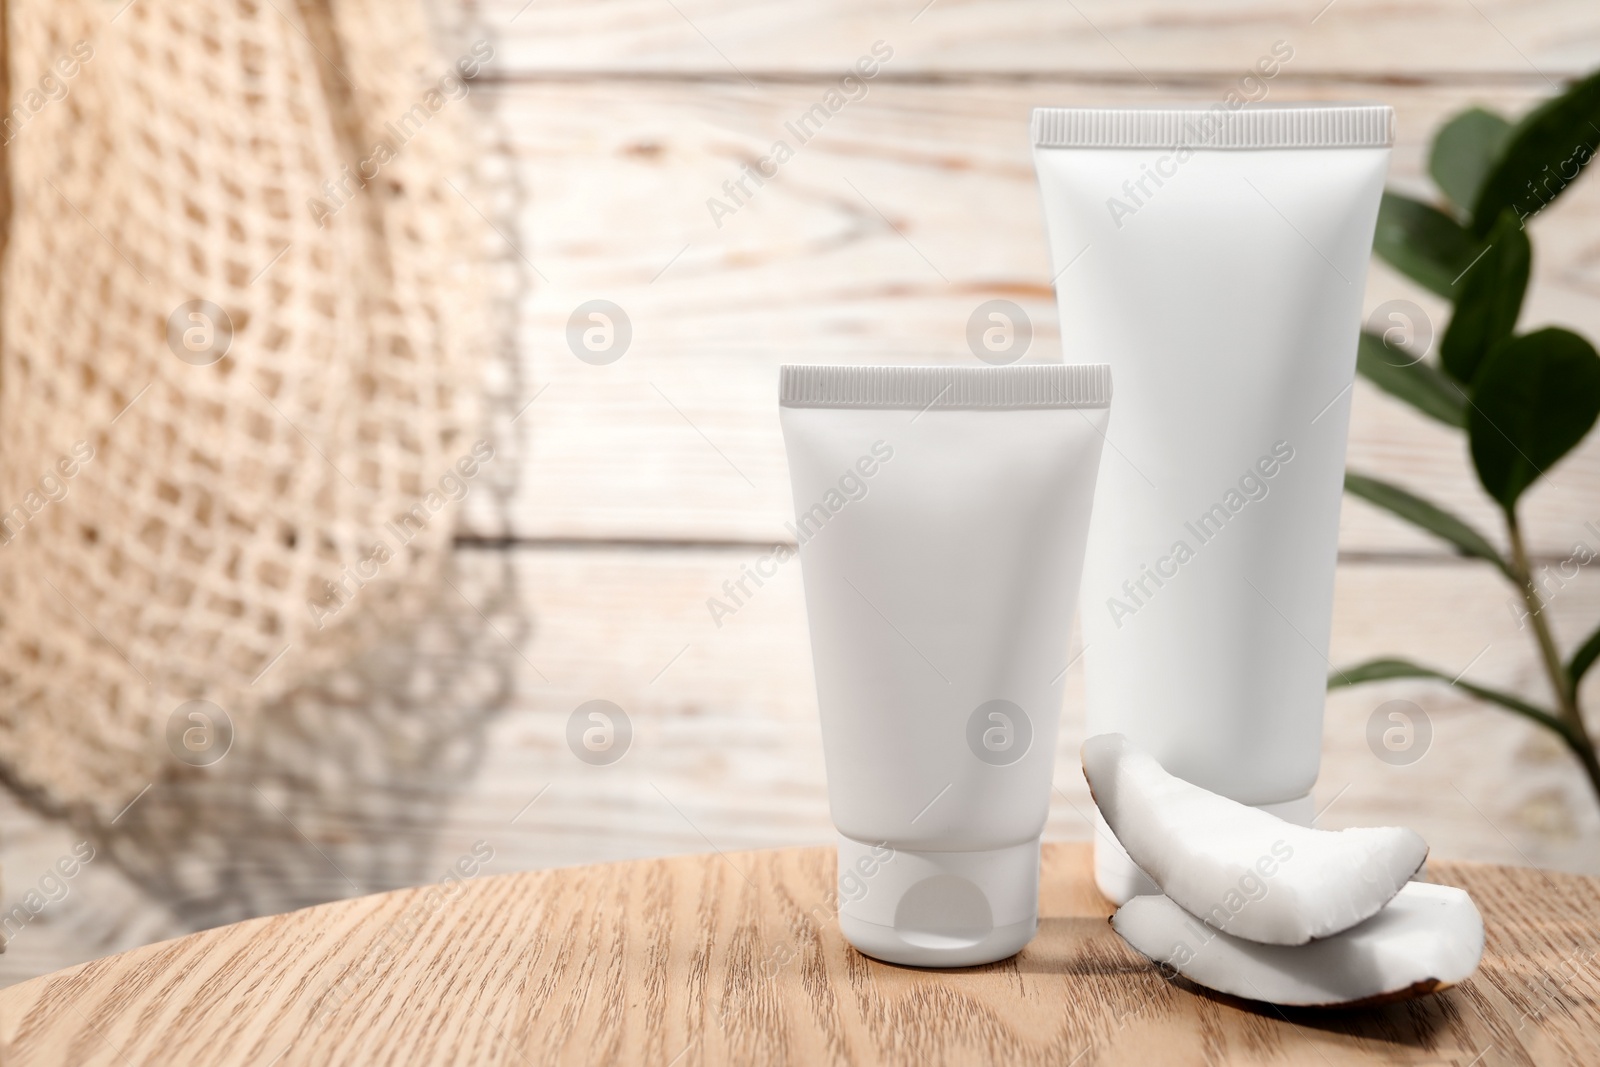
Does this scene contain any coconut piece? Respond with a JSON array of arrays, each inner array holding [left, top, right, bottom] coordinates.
[[1081, 733, 1428, 944], [1112, 882, 1483, 1007]]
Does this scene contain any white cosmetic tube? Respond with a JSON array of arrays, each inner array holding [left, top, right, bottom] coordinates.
[[779, 364, 1110, 967], [1031, 105, 1392, 902]]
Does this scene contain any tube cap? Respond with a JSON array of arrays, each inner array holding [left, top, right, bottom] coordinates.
[[835, 834, 1040, 968], [1092, 794, 1315, 904]]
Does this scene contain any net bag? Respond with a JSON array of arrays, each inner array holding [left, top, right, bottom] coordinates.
[[0, 0, 488, 819]]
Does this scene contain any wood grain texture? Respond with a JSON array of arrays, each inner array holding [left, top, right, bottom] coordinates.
[[460, 78, 1600, 553], [467, 0, 1600, 77], [2, 843, 1597, 1066]]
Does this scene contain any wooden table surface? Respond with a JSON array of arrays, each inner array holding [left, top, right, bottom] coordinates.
[[1, 843, 1597, 1066]]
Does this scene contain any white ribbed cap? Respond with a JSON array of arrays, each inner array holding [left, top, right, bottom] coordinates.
[[779, 364, 1111, 409], [1033, 104, 1394, 150]]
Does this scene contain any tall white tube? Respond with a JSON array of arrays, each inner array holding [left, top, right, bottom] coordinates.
[[1031, 104, 1392, 902], [779, 364, 1110, 966]]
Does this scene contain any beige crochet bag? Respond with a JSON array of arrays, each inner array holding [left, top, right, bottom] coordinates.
[[0, 0, 491, 821]]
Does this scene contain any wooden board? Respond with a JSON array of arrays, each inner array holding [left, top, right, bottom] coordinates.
[[4, 548, 1597, 991], [3, 842, 1597, 1066], [458, 78, 1600, 553], [467, 0, 1600, 77]]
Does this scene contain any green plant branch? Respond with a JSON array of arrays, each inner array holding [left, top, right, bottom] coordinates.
[[1355, 332, 1468, 428], [1338, 70, 1600, 823], [1571, 622, 1600, 689], [1343, 471, 1514, 580], [1328, 657, 1571, 739], [1505, 512, 1600, 803], [1334, 477, 1600, 803], [1507, 515, 1575, 716], [1331, 654, 1600, 804]]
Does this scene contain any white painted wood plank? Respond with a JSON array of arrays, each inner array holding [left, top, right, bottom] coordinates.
[[454, 0, 1600, 78], [457, 79, 1600, 554], [448, 548, 1600, 882]]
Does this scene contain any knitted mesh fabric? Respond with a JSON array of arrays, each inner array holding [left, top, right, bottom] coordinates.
[[0, 0, 488, 818]]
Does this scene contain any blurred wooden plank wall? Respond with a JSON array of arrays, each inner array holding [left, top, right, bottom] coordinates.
[[458, 0, 1600, 868], [6, 0, 1600, 987]]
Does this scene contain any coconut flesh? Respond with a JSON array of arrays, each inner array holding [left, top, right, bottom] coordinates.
[[1083, 733, 1485, 1007], [1112, 882, 1485, 1008], [1082, 733, 1428, 946]]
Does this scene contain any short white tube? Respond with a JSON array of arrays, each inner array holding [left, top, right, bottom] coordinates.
[[779, 364, 1110, 967], [1031, 104, 1392, 901]]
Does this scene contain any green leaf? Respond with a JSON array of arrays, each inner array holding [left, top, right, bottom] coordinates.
[[1356, 330, 1467, 428], [1570, 620, 1600, 688], [1469, 328, 1600, 512], [1327, 656, 1569, 739], [1429, 107, 1512, 221], [1373, 191, 1482, 299], [1439, 211, 1531, 384], [1471, 67, 1600, 237], [1344, 471, 1512, 578]]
